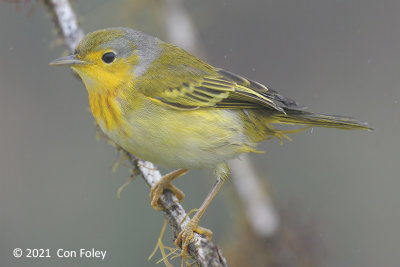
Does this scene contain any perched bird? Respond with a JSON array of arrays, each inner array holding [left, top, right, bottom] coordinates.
[[50, 27, 371, 255]]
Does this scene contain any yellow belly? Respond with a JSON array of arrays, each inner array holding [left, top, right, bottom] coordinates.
[[97, 94, 256, 169]]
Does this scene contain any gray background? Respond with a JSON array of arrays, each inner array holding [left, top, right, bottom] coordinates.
[[1, 0, 399, 266]]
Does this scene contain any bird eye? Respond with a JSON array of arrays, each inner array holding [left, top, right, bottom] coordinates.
[[102, 52, 116, 63]]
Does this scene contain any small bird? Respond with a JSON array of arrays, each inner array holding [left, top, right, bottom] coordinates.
[[50, 27, 371, 255]]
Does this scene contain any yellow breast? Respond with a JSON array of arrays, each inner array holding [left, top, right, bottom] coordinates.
[[89, 91, 131, 137]]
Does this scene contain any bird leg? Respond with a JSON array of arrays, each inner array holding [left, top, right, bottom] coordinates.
[[175, 177, 226, 256], [150, 168, 188, 210]]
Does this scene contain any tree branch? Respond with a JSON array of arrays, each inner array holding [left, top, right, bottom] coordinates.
[[43, 0, 228, 266]]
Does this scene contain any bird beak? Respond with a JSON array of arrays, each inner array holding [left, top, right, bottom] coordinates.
[[49, 55, 88, 66]]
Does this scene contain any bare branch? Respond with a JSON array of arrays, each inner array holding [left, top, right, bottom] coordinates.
[[43, 0, 84, 52], [43, 0, 228, 265]]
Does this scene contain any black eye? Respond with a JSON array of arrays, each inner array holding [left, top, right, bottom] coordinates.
[[102, 52, 116, 63]]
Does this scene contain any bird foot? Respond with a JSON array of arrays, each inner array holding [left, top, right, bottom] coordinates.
[[175, 217, 213, 256], [150, 169, 187, 210]]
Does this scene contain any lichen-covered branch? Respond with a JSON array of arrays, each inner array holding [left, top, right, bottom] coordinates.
[[128, 155, 228, 267], [42, 0, 228, 265]]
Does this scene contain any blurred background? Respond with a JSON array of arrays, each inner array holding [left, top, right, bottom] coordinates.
[[1, 0, 399, 266]]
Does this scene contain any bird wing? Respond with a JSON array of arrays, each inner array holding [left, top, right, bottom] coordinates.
[[136, 45, 304, 112], [213, 69, 305, 112]]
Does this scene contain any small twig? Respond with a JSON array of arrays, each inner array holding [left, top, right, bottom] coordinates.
[[43, 0, 228, 265]]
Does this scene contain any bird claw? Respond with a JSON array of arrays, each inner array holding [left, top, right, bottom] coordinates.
[[175, 218, 213, 256], [149, 169, 187, 210], [150, 181, 185, 210]]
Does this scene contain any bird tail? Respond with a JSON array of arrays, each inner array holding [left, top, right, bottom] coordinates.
[[271, 110, 373, 131]]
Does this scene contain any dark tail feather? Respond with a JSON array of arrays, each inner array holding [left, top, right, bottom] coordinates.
[[272, 110, 373, 131]]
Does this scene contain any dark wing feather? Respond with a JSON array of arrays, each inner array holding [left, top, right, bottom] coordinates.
[[216, 69, 306, 111]]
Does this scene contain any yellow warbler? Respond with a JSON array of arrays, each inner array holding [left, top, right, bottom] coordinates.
[[50, 27, 371, 255]]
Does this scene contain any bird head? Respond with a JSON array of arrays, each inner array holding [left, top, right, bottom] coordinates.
[[50, 27, 161, 93]]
